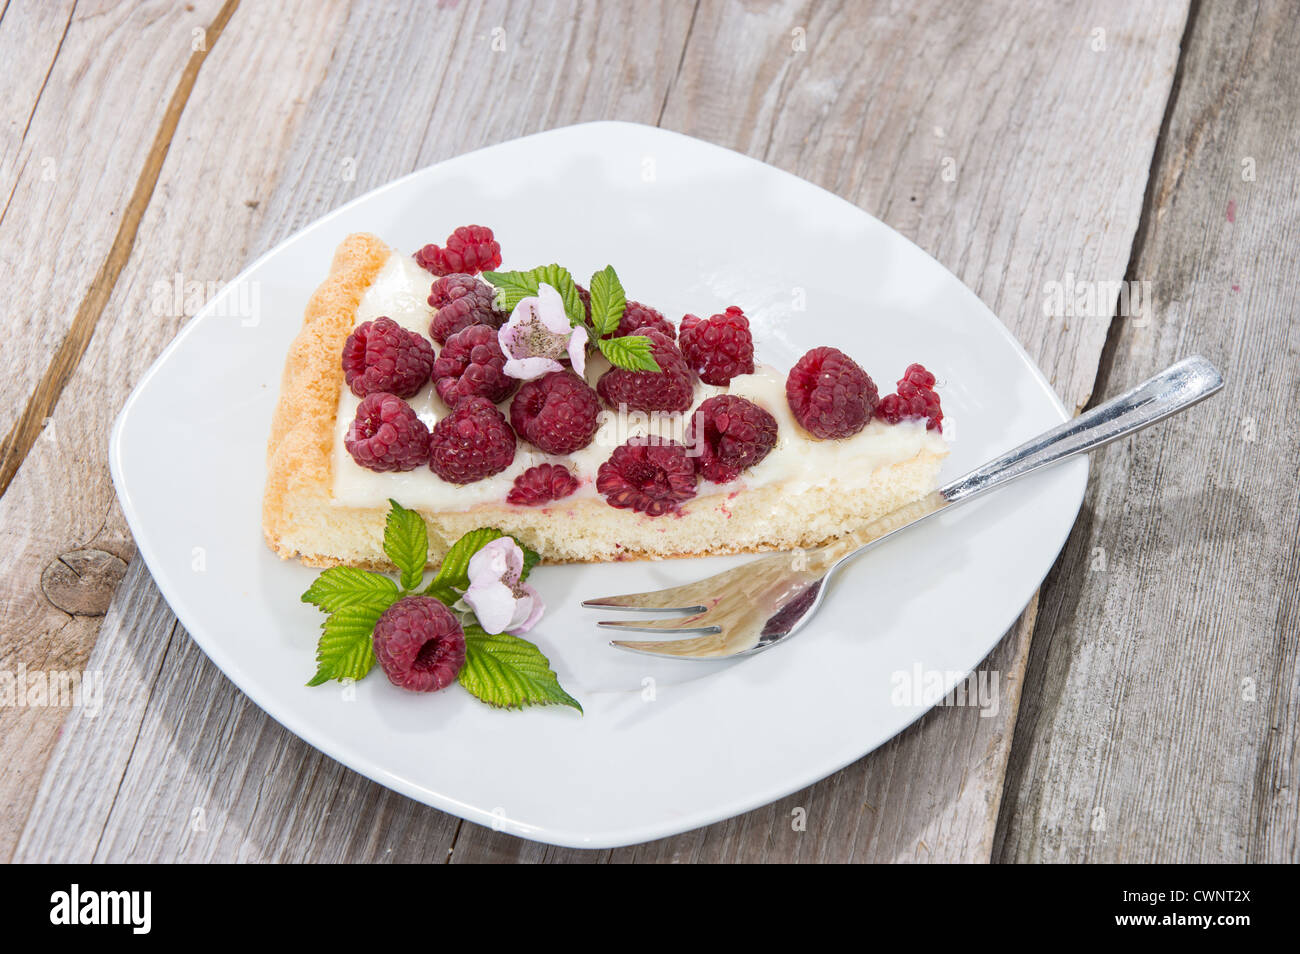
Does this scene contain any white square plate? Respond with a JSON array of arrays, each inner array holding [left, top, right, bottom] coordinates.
[[111, 121, 1085, 848]]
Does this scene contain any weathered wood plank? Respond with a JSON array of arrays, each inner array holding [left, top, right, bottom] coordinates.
[[544, 0, 1180, 863], [0, 0, 76, 208], [0, 0, 350, 861], [12, 0, 698, 862], [433, 0, 1188, 862], [15, 0, 1187, 862], [0, 0, 233, 483], [0, 0, 236, 863], [11, 559, 178, 863], [662, 0, 1188, 414], [995, 0, 1300, 863]]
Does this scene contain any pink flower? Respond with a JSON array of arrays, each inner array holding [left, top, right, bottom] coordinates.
[[498, 283, 587, 381], [462, 538, 545, 636]]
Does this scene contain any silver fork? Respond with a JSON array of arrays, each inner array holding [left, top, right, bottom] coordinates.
[[583, 355, 1224, 659]]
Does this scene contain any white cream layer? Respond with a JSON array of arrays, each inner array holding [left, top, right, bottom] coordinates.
[[331, 252, 947, 511]]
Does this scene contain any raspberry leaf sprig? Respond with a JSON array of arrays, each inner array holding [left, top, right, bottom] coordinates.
[[588, 264, 661, 372], [484, 262, 661, 373], [302, 500, 579, 712]]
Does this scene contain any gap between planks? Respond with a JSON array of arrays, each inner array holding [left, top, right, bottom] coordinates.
[[989, 0, 1202, 857]]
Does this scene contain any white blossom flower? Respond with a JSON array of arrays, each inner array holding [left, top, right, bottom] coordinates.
[[462, 538, 545, 636], [498, 283, 587, 380]]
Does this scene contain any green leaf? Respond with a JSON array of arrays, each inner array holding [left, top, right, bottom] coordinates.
[[302, 566, 399, 613], [597, 334, 661, 372], [480, 269, 537, 310], [425, 527, 507, 594], [383, 499, 428, 591], [482, 264, 586, 327], [307, 602, 390, 686], [587, 265, 627, 337], [457, 625, 582, 712]]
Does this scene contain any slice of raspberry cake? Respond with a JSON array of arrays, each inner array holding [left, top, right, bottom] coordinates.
[[263, 231, 948, 567]]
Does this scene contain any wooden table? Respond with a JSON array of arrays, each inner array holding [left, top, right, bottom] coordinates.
[[3, 0, 1296, 863]]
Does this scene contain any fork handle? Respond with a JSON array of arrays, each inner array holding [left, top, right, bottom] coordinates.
[[939, 355, 1223, 504]]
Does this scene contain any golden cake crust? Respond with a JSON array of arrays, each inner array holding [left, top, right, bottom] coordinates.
[[263, 233, 392, 563]]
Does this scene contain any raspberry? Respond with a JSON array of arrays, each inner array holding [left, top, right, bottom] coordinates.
[[785, 346, 878, 439], [679, 306, 754, 386], [372, 596, 466, 692], [688, 395, 778, 483], [341, 317, 435, 398], [875, 363, 943, 431], [428, 397, 516, 483], [433, 324, 517, 407], [596, 332, 695, 413], [602, 300, 676, 341], [507, 463, 581, 506], [344, 393, 430, 472], [509, 370, 601, 455], [415, 225, 502, 276], [428, 273, 502, 345], [596, 440, 698, 516]]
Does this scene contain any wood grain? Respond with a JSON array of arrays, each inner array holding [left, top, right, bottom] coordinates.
[[0, 1, 76, 210], [544, 0, 1182, 863], [995, 0, 1300, 863], [419, 0, 1183, 863], [0, 0, 233, 862], [12, 0, 699, 862], [660, 0, 1188, 414], [0, 0, 229, 474], [0, 0, 350, 861], [10, 0, 1198, 862], [18, 561, 461, 863]]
